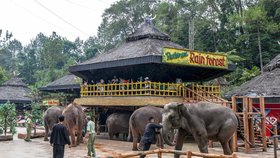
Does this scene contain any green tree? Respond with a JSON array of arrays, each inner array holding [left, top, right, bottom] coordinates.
[[30, 102, 42, 135], [0, 102, 17, 136], [0, 66, 10, 85]]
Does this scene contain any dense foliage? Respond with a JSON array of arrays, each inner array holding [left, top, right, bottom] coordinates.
[[0, 0, 279, 93], [0, 102, 17, 136]]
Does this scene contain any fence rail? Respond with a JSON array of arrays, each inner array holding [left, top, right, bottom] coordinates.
[[80, 82, 222, 100], [115, 149, 237, 158]]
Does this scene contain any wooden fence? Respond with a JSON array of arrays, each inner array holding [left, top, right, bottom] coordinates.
[[114, 149, 237, 158]]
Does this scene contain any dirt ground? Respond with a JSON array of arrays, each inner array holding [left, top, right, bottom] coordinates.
[[0, 127, 278, 158]]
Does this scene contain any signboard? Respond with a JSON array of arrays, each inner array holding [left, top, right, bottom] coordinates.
[[43, 100, 60, 106], [162, 47, 228, 69]]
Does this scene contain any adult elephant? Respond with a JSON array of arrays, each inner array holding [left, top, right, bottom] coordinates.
[[162, 102, 238, 157], [106, 112, 131, 140], [128, 106, 163, 150], [43, 106, 64, 141], [62, 103, 86, 147]]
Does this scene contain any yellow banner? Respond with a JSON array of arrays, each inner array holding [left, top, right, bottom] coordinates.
[[43, 100, 60, 106], [162, 47, 228, 69]]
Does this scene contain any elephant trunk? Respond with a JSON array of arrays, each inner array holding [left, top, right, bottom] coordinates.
[[162, 119, 175, 146]]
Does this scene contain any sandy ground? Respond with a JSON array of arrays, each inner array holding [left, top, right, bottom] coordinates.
[[0, 127, 278, 158]]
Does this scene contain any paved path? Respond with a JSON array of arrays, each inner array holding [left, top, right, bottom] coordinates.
[[0, 128, 278, 158]]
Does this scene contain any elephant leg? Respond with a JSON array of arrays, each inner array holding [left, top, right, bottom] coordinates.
[[109, 132, 113, 140], [77, 129, 82, 145], [193, 132, 208, 153], [132, 135, 139, 151], [44, 125, 49, 141], [174, 129, 187, 158], [220, 141, 232, 155], [70, 130, 76, 147], [218, 121, 235, 155]]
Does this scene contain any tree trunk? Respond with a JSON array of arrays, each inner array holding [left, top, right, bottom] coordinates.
[[4, 116, 7, 136], [258, 27, 263, 73], [189, 18, 195, 50]]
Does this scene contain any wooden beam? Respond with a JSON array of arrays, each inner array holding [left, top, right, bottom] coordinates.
[[248, 98, 255, 145], [231, 96, 238, 152], [74, 96, 183, 106], [243, 97, 250, 153], [117, 149, 237, 158], [259, 97, 267, 151]]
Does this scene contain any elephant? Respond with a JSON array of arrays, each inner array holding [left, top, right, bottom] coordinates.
[[62, 103, 86, 147], [43, 106, 64, 141], [106, 112, 131, 140], [128, 106, 164, 150], [162, 102, 239, 157]]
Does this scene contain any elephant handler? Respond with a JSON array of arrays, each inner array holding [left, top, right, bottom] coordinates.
[[24, 114, 32, 142], [50, 115, 71, 158], [139, 117, 163, 158], [84, 116, 96, 157]]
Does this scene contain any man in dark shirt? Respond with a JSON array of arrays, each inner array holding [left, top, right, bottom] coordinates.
[[139, 116, 163, 158], [50, 115, 71, 158]]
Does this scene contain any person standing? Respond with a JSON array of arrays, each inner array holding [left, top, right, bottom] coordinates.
[[24, 114, 32, 142], [85, 116, 96, 157], [50, 115, 71, 158], [139, 117, 163, 158]]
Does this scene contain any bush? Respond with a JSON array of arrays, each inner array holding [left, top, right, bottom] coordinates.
[[0, 102, 17, 136]]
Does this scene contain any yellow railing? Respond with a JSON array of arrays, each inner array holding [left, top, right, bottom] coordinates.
[[80, 82, 222, 102], [81, 82, 185, 97], [185, 84, 222, 102]]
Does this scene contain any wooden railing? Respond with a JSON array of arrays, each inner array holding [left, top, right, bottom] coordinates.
[[81, 82, 184, 97], [80, 82, 224, 102], [114, 149, 237, 158], [184, 84, 226, 104]]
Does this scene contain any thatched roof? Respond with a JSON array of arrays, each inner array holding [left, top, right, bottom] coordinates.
[[69, 22, 234, 82], [39, 74, 81, 93], [126, 22, 170, 41], [0, 76, 33, 104], [225, 54, 280, 98], [76, 24, 183, 66]]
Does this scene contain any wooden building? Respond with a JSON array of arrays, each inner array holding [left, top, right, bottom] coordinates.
[[69, 20, 235, 106]]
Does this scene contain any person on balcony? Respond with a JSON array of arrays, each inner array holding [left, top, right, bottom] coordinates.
[[112, 76, 119, 84], [111, 76, 119, 94], [144, 77, 151, 95]]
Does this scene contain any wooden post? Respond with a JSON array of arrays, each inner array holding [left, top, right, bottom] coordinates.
[[248, 98, 255, 145], [231, 96, 238, 152], [187, 151, 192, 158], [243, 97, 250, 153], [274, 125, 278, 147], [157, 151, 162, 158], [260, 97, 267, 151]]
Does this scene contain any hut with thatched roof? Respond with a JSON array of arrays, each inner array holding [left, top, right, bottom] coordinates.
[[39, 73, 81, 94], [69, 20, 235, 82], [0, 76, 33, 110], [225, 54, 280, 121]]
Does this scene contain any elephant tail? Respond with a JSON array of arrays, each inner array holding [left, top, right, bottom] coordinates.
[[127, 125, 132, 141], [235, 114, 255, 147]]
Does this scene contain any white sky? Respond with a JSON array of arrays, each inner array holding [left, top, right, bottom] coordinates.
[[0, 0, 118, 45]]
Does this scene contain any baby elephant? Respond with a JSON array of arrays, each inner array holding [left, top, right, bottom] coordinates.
[[106, 112, 131, 140], [162, 102, 239, 157]]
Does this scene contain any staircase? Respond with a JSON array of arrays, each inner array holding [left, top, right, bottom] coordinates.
[[231, 96, 279, 153], [183, 84, 228, 106]]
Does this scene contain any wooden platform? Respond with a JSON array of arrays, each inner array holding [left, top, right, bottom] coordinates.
[[74, 96, 183, 106]]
